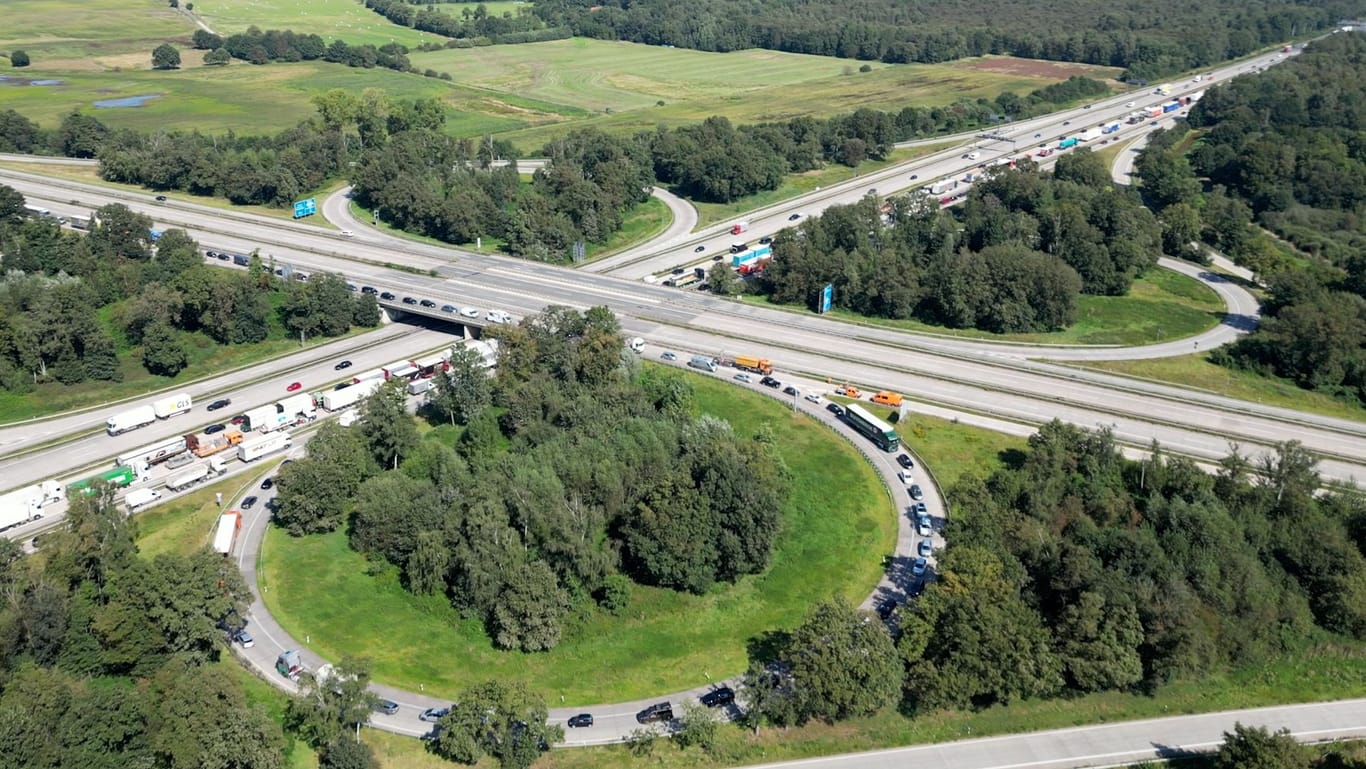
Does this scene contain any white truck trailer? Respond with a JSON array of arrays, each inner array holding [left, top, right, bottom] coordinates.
[[106, 404, 157, 435], [212, 510, 242, 555], [152, 392, 193, 419], [321, 379, 381, 411], [238, 433, 292, 463], [0, 481, 64, 531], [243, 404, 290, 433], [124, 487, 163, 512], [276, 393, 316, 423], [165, 456, 228, 492]]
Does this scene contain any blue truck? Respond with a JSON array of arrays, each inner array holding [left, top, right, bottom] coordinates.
[[1101, 123, 1120, 134], [1162, 101, 1181, 113], [1058, 137, 1079, 149]]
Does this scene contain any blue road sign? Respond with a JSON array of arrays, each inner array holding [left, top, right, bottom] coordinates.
[[293, 198, 317, 219], [819, 283, 834, 314]]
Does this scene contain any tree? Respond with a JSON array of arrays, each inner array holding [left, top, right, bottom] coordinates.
[[320, 736, 376, 769], [10, 50, 30, 68], [360, 379, 419, 470], [1215, 724, 1310, 769], [151, 44, 181, 70], [773, 599, 900, 724], [203, 47, 231, 66], [140, 320, 187, 377], [287, 657, 380, 749], [673, 701, 720, 751], [488, 559, 570, 652], [430, 345, 492, 426], [406, 531, 449, 596], [58, 111, 109, 158], [273, 422, 375, 535], [432, 680, 561, 769], [708, 261, 742, 297], [191, 29, 223, 49]]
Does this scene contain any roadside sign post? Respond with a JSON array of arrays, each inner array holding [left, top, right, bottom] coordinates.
[[818, 283, 834, 314], [292, 198, 317, 219]]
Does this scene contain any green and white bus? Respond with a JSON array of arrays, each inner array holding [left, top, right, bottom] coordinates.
[[843, 403, 900, 452]]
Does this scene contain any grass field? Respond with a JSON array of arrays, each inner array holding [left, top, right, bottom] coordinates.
[[0, 0, 191, 61], [259, 371, 896, 704], [1075, 354, 1366, 423], [198, 0, 433, 48], [743, 266, 1223, 347]]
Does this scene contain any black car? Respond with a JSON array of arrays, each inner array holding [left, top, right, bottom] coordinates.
[[261, 478, 274, 490], [241, 496, 258, 510], [441, 304, 456, 313], [420, 707, 450, 723], [699, 687, 734, 708], [910, 173, 919, 180], [207, 398, 231, 411], [155, 195, 168, 202], [204, 424, 226, 435], [567, 713, 594, 728], [335, 360, 352, 370], [347, 283, 358, 292], [373, 699, 400, 716], [909, 484, 924, 501], [402, 296, 418, 305], [420, 299, 437, 308], [788, 213, 801, 221], [760, 376, 781, 389], [759, 236, 773, 245], [712, 254, 723, 261], [897, 453, 914, 469], [361, 286, 378, 295], [782, 385, 799, 397], [217, 252, 230, 261], [380, 291, 396, 300], [636, 703, 673, 724], [206, 250, 218, 258], [693, 245, 706, 253], [826, 402, 845, 416], [671, 267, 685, 275]]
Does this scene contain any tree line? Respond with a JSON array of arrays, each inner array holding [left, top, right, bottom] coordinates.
[[530, 0, 1346, 80], [1134, 33, 1366, 406], [0, 190, 378, 390], [725, 423, 1366, 734], [189, 26, 414, 72], [363, 0, 570, 46], [752, 150, 1159, 333], [271, 306, 789, 652]]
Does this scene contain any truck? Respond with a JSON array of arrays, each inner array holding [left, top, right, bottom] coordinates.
[[152, 392, 193, 419], [124, 487, 163, 512], [729, 221, 749, 235], [1147, 106, 1164, 118], [1156, 83, 1173, 95], [243, 404, 289, 433], [407, 379, 433, 396], [67, 466, 137, 497], [106, 404, 157, 435], [1058, 137, 1079, 149], [212, 510, 242, 555], [238, 432, 292, 463], [351, 368, 385, 385], [165, 457, 228, 492], [383, 360, 419, 381], [732, 244, 771, 268], [321, 379, 382, 411], [627, 337, 646, 354], [338, 410, 361, 428], [277, 393, 316, 425], [1162, 101, 1181, 113], [730, 355, 774, 375], [666, 271, 701, 288], [414, 351, 450, 377], [929, 180, 954, 195], [1076, 129, 1094, 143], [688, 356, 718, 373], [116, 435, 190, 468], [1101, 123, 1121, 134], [729, 242, 749, 254], [184, 429, 244, 458], [0, 481, 64, 531], [1282, 45, 1293, 53], [871, 391, 903, 407]]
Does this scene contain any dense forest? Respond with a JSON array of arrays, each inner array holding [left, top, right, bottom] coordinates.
[[364, 0, 569, 46], [1135, 33, 1366, 406], [0, 188, 378, 391], [752, 150, 1160, 332], [735, 423, 1366, 730], [272, 306, 789, 652], [530, 0, 1348, 79]]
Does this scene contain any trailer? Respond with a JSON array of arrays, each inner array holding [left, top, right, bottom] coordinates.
[[383, 360, 419, 381], [124, 487, 163, 512], [276, 393, 316, 424], [1058, 137, 1079, 149], [321, 378, 382, 411], [184, 429, 244, 458], [730, 355, 774, 375], [116, 435, 189, 468], [1162, 101, 1181, 113], [152, 392, 193, 419], [0, 481, 64, 531], [351, 368, 385, 385], [413, 351, 451, 377], [242, 404, 289, 433], [67, 466, 137, 497], [729, 221, 749, 235], [106, 404, 158, 435], [165, 457, 228, 492], [238, 432, 292, 463], [407, 379, 433, 396], [212, 511, 242, 555], [1146, 106, 1164, 118], [732, 244, 772, 268], [1101, 123, 1121, 134]]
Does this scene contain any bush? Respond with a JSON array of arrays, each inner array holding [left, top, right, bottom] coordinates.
[[10, 50, 30, 68]]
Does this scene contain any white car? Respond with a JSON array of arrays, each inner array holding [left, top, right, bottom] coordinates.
[[734, 373, 753, 383], [1126, 101, 1136, 107], [340, 230, 355, 238], [460, 307, 480, 318], [916, 517, 932, 537], [486, 310, 511, 323], [804, 392, 821, 403]]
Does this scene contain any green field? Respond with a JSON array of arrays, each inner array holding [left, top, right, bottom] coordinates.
[[259, 372, 896, 704], [742, 266, 1224, 347], [0, 0, 191, 61], [198, 0, 432, 48]]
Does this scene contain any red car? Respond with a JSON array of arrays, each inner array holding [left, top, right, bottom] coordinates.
[[286, 382, 302, 392]]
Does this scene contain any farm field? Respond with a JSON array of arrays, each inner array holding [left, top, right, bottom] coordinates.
[[0, 0, 191, 61], [198, 0, 433, 48]]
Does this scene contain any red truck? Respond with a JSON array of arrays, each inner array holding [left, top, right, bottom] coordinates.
[[730, 221, 749, 235]]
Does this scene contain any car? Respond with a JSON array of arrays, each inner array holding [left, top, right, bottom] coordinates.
[[286, 382, 303, 392], [909, 484, 924, 501], [1063, 120, 1071, 126], [261, 478, 274, 490], [402, 296, 418, 305], [1126, 101, 1136, 107], [897, 453, 914, 469], [347, 283, 358, 292], [699, 687, 735, 708], [567, 714, 594, 728], [441, 304, 456, 313], [420, 707, 450, 723], [155, 195, 168, 202], [694, 245, 707, 253], [909, 173, 918, 180], [912, 502, 928, 516], [866, 188, 877, 195], [335, 360, 353, 370], [373, 699, 400, 716], [207, 398, 232, 412], [760, 376, 781, 389], [295, 272, 310, 282], [216, 253, 231, 261], [380, 291, 396, 300], [242, 496, 258, 510], [460, 307, 480, 318], [826, 402, 844, 416], [782, 385, 800, 397], [912, 557, 928, 576], [361, 286, 377, 295], [233, 629, 254, 648], [660, 351, 677, 361], [340, 230, 355, 238], [734, 373, 753, 383], [788, 213, 802, 221], [758, 236, 773, 245], [204, 424, 226, 435], [916, 516, 932, 537], [1084, 104, 1092, 109], [486, 310, 511, 323], [229, 414, 247, 426], [636, 703, 674, 724], [1034, 132, 1042, 138], [804, 392, 821, 403], [206, 250, 219, 258], [876, 598, 898, 620], [671, 267, 685, 275], [918, 539, 934, 557], [712, 254, 723, 261], [417, 299, 435, 308]]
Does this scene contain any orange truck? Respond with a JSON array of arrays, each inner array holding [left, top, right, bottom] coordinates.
[[871, 391, 903, 407], [836, 385, 863, 399], [184, 429, 244, 458], [731, 355, 774, 375]]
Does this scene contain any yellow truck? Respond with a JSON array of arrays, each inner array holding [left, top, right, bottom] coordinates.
[[731, 355, 774, 375], [871, 391, 903, 407]]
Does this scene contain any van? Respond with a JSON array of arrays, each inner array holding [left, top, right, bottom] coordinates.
[[871, 391, 903, 407], [730, 242, 748, 254], [688, 356, 718, 372], [232, 254, 249, 266]]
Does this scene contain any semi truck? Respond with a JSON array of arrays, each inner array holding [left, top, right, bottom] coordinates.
[[152, 392, 193, 419], [729, 221, 749, 235], [1101, 123, 1121, 134], [1162, 101, 1181, 113], [116, 435, 190, 468], [124, 487, 163, 512], [351, 368, 385, 385], [277, 393, 316, 424], [321, 379, 381, 411], [1147, 106, 1164, 118], [414, 351, 450, 377], [732, 244, 772, 268], [1076, 130, 1093, 143], [184, 429, 244, 458], [1058, 137, 1079, 149], [106, 404, 158, 435], [383, 360, 419, 380], [729, 355, 774, 375], [407, 379, 433, 396], [212, 510, 242, 555], [165, 457, 228, 492], [0, 481, 64, 531], [67, 466, 137, 497], [242, 404, 289, 433], [238, 433, 292, 463]]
